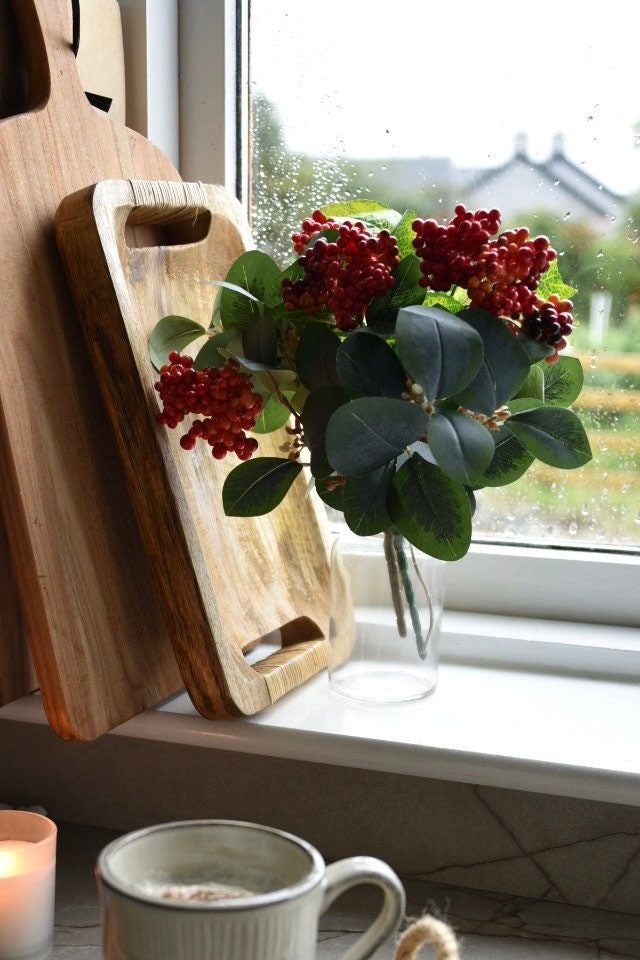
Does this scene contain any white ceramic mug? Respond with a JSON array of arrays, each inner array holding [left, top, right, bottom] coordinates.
[[96, 819, 405, 960]]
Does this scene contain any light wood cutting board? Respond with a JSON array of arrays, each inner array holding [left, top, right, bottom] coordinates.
[[56, 179, 331, 719], [0, 0, 183, 740], [0, 0, 123, 707]]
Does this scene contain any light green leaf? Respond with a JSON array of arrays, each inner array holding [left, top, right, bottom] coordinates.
[[251, 392, 293, 434], [193, 330, 237, 370], [149, 315, 205, 369], [537, 260, 576, 300], [219, 251, 280, 330], [512, 364, 545, 402]]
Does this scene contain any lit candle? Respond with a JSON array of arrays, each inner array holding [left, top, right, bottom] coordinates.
[[0, 811, 57, 960]]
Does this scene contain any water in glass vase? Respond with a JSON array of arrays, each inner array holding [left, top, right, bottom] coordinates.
[[328, 529, 444, 703]]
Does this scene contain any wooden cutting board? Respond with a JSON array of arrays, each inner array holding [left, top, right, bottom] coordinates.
[[0, 0, 183, 740], [0, 0, 122, 708], [56, 179, 331, 719]]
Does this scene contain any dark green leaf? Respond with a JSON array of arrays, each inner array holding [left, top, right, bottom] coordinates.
[[465, 487, 477, 515], [452, 308, 530, 414], [543, 356, 585, 406], [242, 312, 278, 366], [395, 305, 484, 401], [251, 392, 293, 434], [343, 463, 395, 535], [513, 364, 545, 402], [388, 454, 472, 561], [336, 331, 406, 398], [303, 386, 354, 478], [149, 315, 205, 369], [517, 332, 556, 363], [220, 251, 280, 330], [427, 410, 495, 484], [475, 427, 534, 487], [295, 323, 340, 390], [193, 330, 237, 370], [366, 255, 424, 333], [536, 260, 576, 300], [326, 397, 428, 476], [222, 458, 302, 517], [505, 405, 592, 469], [315, 480, 345, 510]]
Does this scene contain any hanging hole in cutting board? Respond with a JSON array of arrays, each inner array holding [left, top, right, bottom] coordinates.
[[0, 0, 41, 118], [124, 208, 212, 250]]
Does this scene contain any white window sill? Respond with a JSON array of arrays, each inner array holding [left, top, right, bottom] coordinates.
[[3, 613, 639, 809]]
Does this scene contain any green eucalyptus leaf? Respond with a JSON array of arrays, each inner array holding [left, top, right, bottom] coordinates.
[[465, 486, 477, 515], [222, 458, 302, 517], [219, 251, 280, 330], [513, 364, 545, 402], [505, 405, 592, 469], [507, 397, 544, 414], [427, 410, 495, 484], [536, 260, 577, 300], [295, 323, 340, 390], [343, 462, 395, 535], [242, 311, 278, 366], [326, 397, 428, 476], [193, 330, 237, 370], [366, 255, 424, 333], [388, 454, 472, 561], [452, 308, 530, 414], [336, 331, 407, 398], [543, 356, 585, 406], [149, 315, 206, 369], [303, 386, 354, 478], [475, 427, 534, 487], [395, 305, 484, 401]]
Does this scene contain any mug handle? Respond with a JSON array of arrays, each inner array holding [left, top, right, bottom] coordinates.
[[320, 856, 405, 960]]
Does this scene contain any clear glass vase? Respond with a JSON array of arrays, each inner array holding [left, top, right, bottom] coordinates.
[[328, 528, 444, 703]]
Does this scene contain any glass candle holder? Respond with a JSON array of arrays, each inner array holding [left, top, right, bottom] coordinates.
[[0, 811, 57, 960]]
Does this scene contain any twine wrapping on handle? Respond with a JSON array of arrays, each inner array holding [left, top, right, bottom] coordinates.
[[394, 916, 460, 960]]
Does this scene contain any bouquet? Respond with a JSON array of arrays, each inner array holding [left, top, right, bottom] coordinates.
[[150, 201, 592, 563]]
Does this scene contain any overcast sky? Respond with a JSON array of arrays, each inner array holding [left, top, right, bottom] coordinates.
[[251, 1, 640, 196]]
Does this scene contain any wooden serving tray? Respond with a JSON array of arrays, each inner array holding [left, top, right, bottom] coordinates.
[[56, 180, 330, 719], [0, 0, 183, 739]]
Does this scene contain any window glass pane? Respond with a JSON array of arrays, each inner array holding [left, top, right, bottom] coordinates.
[[249, 0, 640, 550]]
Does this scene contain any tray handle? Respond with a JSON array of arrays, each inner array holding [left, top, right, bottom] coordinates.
[[251, 617, 327, 704]]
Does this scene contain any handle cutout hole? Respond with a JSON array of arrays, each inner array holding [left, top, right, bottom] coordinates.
[[124, 208, 212, 250]]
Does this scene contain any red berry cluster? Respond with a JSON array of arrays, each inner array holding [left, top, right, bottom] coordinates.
[[412, 205, 502, 291], [155, 353, 262, 461], [283, 210, 399, 331], [412, 205, 564, 328], [520, 295, 574, 363], [467, 229, 557, 318]]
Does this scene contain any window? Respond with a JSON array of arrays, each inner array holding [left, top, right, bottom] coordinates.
[[176, 0, 639, 630]]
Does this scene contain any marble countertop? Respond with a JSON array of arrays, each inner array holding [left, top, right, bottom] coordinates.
[[53, 823, 638, 959]]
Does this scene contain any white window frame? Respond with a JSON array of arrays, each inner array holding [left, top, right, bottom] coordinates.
[[122, 0, 640, 644]]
